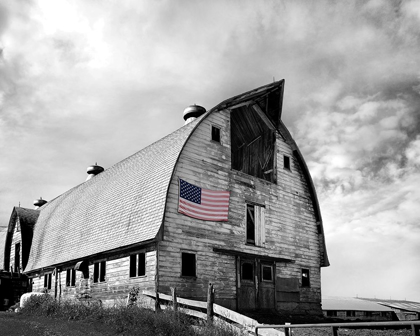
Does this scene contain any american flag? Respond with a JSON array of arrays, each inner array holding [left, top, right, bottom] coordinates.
[[178, 179, 230, 221]]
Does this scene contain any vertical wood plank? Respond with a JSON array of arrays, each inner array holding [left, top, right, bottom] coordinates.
[[207, 283, 214, 324], [171, 287, 178, 311]]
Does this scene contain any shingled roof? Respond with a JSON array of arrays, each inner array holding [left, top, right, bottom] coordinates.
[[25, 117, 202, 272]]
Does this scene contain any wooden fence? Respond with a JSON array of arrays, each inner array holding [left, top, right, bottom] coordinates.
[[140, 283, 284, 336], [255, 321, 420, 336]]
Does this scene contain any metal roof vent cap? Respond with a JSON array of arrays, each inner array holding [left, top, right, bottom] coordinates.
[[33, 197, 47, 209], [183, 104, 206, 124], [86, 163, 104, 181]]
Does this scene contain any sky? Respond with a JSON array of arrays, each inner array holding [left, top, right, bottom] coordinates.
[[1, 0, 420, 302]]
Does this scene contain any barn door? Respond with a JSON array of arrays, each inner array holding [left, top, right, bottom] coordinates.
[[237, 258, 257, 310], [237, 258, 276, 311]]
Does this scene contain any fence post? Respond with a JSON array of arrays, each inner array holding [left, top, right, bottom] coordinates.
[[412, 323, 420, 336], [171, 287, 178, 311], [207, 283, 214, 325], [284, 322, 290, 336], [331, 326, 338, 336], [155, 290, 161, 312]]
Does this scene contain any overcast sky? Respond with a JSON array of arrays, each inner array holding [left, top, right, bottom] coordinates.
[[1, 0, 420, 302]]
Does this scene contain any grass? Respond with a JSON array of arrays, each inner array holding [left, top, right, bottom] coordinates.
[[17, 295, 245, 336]]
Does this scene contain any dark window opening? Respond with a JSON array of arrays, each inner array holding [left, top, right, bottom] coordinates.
[[241, 262, 254, 281], [66, 269, 76, 287], [366, 311, 373, 317], [14, 243, 20, 272], [181, 252, 196, 277], [327, 310, 337, 317], [94, 261, 106, 283], [346, 311, 355, 317], [231, 106, 276, 183], [130, 253, 146, 278], [44, 273, 52, 289], [211, 126, 221, 142], [302, 269, 310, 287], [262, 265, 273, 282], [284, 155, 290, 170], [246, 204, 255, 244]]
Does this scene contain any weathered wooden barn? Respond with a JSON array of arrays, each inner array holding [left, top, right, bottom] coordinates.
[[3, 80, 329, 316]]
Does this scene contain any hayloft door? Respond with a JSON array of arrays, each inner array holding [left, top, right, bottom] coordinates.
[[238, 258, 256, 310]]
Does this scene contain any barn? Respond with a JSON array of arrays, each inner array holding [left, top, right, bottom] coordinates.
[[2, 80, 329, 316]]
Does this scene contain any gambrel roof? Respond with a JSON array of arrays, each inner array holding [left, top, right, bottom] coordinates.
[[4, 207, 39, 271], [25, 118, 202, 272], [25, 80, 329, 272]]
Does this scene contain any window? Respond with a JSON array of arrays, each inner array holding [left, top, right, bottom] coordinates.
[[327, 310, 337, 317], [130, 253, 146, 278], [241, 262, 254, 281], [44, 273, 52, 289], [93, 261, 106, 283], [246, 203, 265, 246], [66, 269, 76, 287], [366, 311, 373, 317], [302, 269, 310, 287], [211, 126, 221, 142], [14, 243, 20, 272], [346, 311, 355, 317], [283, 155, 291, 170], [181, 252, 196, 277], [261, 265, 273, 282]]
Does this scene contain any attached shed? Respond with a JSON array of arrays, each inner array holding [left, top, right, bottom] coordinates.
[[16, 80, 329, 317], [322, 297, 395, 321]]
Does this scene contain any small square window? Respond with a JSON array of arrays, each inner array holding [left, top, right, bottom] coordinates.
[[284, 155, 291, 170], [302, 269, 310, 287], [262, 265, 273, 282], [346, 311, 355, 317], [130, 253, 146, 278], [94, 261, 106, 283], [66, 269, 76, 287], [181, 252, 196, 277], [211, 126, 221, 142]]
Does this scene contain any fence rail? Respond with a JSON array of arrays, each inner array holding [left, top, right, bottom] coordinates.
[[255, 320, 420, 336], [141, 284, 283, 335]]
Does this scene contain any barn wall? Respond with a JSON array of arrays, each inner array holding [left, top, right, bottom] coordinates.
[[9, 219, 22, 273], [159, 109, 322, 315], [31, 249, 156, 306]]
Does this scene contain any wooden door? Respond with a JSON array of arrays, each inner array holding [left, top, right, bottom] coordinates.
[[258, 262, 275, 309], [237, 259, 256, 310]]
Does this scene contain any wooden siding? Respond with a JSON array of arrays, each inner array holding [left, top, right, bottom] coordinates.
[[31, 250, 156, 305], [159, 109, 322, 314]]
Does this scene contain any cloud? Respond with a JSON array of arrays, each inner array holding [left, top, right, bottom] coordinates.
[[0, 0, 419, 301]]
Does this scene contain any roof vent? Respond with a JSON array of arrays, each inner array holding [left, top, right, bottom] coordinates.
[[86, 163, 104, 181], [33, 197, 47, 209], [183, 104, 206, 124]]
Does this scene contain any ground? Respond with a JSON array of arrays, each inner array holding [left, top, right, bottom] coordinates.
[[0, 312, 115, 336], [0, 312, 415, 336]]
